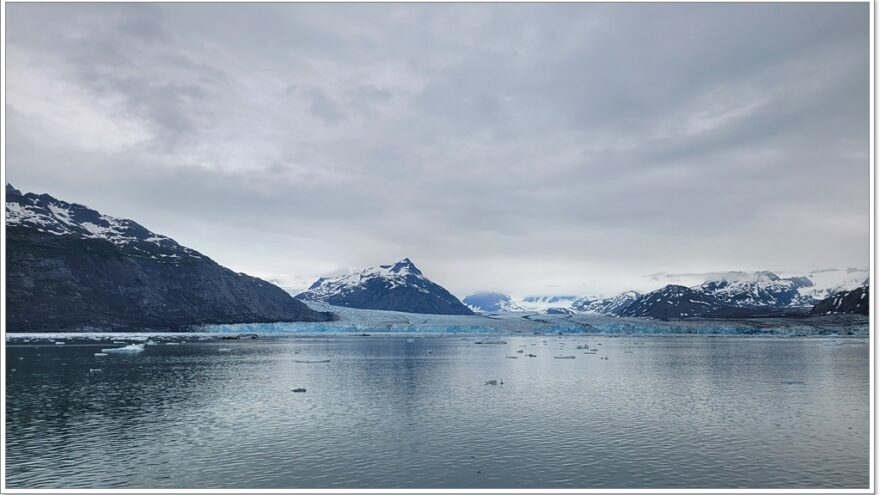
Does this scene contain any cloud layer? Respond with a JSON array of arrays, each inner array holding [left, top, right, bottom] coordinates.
[[5, 3, 869, 297]]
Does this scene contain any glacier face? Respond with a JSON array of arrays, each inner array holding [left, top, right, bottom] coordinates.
[[193, 300, 868, 337]]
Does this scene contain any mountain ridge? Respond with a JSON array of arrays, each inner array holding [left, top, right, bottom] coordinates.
[[6, 184, 333, 332]]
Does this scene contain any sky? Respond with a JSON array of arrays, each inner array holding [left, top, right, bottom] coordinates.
[[4, 3, 870, 298]]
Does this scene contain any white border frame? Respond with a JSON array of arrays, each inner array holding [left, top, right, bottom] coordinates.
[[0, 1, 875, 493]]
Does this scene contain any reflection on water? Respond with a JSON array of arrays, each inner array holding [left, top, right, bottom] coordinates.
[[5, 335, 869, 488]]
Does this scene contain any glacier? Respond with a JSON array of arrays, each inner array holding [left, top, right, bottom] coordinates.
[[191, 301, 867, 337]]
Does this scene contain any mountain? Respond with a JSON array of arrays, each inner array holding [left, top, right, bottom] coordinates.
[[811, 285, 869, 316], [544, 307, 576, 315], [295, 258, 474, 315], [462, 292, 524, 313], [5, 184, 333, 332], [618, 285, 736, 319], [695, 271, 815, 308], [518, 295, 579, 312], [572, 291, 641, 315], [798, 268, 869, 301]]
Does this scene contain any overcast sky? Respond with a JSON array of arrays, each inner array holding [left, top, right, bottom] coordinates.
[[5, 3, 870, 297]]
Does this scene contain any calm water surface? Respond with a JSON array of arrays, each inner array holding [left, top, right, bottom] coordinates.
[[5, 335, 869, 488]]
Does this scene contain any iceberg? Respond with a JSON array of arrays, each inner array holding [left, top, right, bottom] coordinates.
[[100, 344, 145, 353]]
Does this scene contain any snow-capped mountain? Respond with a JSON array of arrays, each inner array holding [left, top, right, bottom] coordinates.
[[797, 268, 869, 301], [462, 292, 525, 313], [618, 285, 734, 319], [811, 284, 869, 316], [6, 184, 332, 332], [572, 291, 641, 315], [6, 183, 206, 261], [296, 258, 474, 315], [695, 271, 815, 308], [518, 295, 580, 312]]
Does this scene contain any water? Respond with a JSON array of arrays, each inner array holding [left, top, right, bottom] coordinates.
[[5, 335, 869, 488]]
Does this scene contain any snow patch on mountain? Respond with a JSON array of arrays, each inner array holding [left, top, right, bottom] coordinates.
[[572, 291, 641, 315], [462, 292, 525, 313], [619, 285, 731, 318], [695, 271, 815, 308], [6, 184, 202, 260]]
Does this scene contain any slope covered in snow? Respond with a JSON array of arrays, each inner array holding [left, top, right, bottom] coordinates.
[[462, 292, 525, 313], [796, 268, 869, 301], [695, 271, 815, 308], [572, 291, 641, 315], [6, 183, 204, 261]]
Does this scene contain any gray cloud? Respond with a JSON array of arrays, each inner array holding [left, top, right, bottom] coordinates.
[[5, 3, 869, 297]]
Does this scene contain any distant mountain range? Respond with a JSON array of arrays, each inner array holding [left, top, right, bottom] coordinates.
[[463, 269, 869, 319], [5, 184, 332, 332], [463, 292, 524, 313], [295, 258, 474, 315], [4, 184, 868, 329]]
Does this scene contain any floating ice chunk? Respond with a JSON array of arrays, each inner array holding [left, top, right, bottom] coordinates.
[[54, 341, 65, 345], [101, 344, 144, 353], [94, 353, 109, 357], [165, 342, 181, 346], [217, 348, 232, 352]]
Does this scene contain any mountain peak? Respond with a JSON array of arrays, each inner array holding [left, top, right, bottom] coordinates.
[[6, 182, 22, 197], [389, 257, 422, 275], [296, 259, 471, 315]]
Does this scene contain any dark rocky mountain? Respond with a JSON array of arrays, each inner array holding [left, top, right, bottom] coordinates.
[[618, 285, 737, 319], [811, 286, 869, 316], [295, 258, 474, 315], [6, 184, 333, 332], [572, 291, 641, 315], [462, 292, 522, 313]]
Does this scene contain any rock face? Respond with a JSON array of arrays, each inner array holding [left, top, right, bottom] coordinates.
[[572, 291, 641, 315], [618, 285, 736, 319], [296, 258, 473, 315], [811, 286, 869, 315], [6, 184, 333, 332], [462, 292, 522, 313]]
